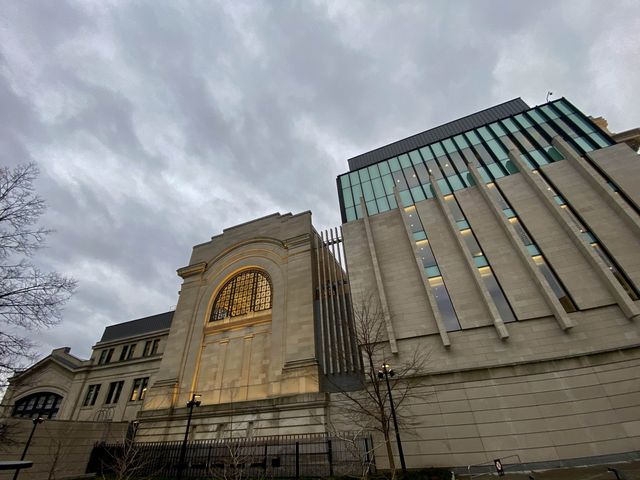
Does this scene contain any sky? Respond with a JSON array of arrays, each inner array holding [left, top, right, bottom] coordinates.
[[1, 0, 639, 360]]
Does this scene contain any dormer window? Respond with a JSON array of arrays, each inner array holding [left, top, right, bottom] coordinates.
[[210, 270, 272, 322]]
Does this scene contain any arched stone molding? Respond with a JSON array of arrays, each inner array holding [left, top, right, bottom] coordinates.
[[185, 246, 287, 406]]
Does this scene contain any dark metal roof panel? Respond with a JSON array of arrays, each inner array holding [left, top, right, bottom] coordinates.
[[347, 98, 530, 171], [99, 311, 174, 343]]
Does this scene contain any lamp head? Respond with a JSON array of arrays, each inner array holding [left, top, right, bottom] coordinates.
[[33, 417, 44, 425]]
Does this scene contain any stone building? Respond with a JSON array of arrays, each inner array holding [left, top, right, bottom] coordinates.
[[3, 97, 639, 472]]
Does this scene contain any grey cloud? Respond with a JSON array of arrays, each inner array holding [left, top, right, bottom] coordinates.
[[1, 0, 638, 360]]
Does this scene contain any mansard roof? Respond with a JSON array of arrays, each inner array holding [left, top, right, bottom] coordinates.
[[99, 311, 174, 343]]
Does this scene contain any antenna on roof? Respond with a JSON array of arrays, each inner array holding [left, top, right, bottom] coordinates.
[[546, 91, 553, 102]]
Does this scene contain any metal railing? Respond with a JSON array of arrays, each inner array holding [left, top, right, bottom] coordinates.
[[87, 432, 375, 478]]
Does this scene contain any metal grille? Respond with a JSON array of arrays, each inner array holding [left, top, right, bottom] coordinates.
[[210, 270, 272, 321]]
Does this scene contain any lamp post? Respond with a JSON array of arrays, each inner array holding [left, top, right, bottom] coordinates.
[[12, 417, 44, 480], [176, 394, 201, 480], [378, 364, 407, 476]]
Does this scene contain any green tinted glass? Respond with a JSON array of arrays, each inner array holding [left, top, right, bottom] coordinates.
[[376, 196, 390, 213], [527, 109, 546, 124], [443, 139, 457, 154], [382, 174, 395, 194], [411, 186, 426, 202], [409, 150, 423, 165], [363, 181, 376, 201], [388, 157, 401, 172], [477, 127, 493, 141], [372, 177, 385, 198], [342, 188, 354, 207], [489, 122, 507, 137], [399, 190, 413, 207], [465, 131, 482, 145], [437, 178, 451, 195], [399, 154, 412, 168], [453, 134, 469, 148], [431, 143, 445, 157], [419, 146, 434, 161]]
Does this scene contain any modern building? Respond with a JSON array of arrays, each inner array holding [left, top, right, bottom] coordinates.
[[337, 97, 640, 468], [3, 97, 639, 473]]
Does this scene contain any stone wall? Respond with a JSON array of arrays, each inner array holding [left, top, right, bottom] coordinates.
[[0, 418, 128, 480]]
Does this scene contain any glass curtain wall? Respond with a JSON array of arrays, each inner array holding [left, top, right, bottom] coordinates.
[[339, 98, 614, 222]]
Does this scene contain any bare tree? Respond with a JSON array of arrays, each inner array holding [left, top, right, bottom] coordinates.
[[330, 293, 429, 480], [0, 163, 77, 380], [99, 438, 157, 480]]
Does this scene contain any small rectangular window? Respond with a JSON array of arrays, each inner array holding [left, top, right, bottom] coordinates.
[[130, 377, 150, 402], [105, 381, 125, 405], [98, 348, 114, 365], [83, 384, 101, 407]]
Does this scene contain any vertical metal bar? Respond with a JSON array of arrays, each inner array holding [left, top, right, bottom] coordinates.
[[263, 443, 268, 474], [326, 228, 343, 373], [295, 441, 300, 479], [314, 233, 328, 374], [327, 438, 334, 477], [333, 227, 354, 371], [340, 225, 362, 370], [319, 231, 335, 374]]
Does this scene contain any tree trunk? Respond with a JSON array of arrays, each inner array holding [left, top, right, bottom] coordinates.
[[384, 430, 396, 480]]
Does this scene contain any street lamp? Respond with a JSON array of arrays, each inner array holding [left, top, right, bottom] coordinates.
[[13, 417, 44, 480], [176, 394, 201, 480], [378, 364, 407, 476]]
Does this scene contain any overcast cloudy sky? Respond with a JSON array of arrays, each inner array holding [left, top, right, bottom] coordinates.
[[1, 0, 639, 360]]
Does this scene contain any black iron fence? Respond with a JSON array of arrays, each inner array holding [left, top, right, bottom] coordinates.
[[87, 432, 375, 478]]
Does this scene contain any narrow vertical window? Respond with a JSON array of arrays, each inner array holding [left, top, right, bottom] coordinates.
[[443, 195, 516, 323]]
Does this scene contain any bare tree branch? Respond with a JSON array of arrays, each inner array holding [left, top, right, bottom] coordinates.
[[329, 292, 431, 480], [0, 163, 77, 379]]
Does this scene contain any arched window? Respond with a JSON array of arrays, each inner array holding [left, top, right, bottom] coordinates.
[[13, 392, 63, 419], [210, 270, 272, 322]]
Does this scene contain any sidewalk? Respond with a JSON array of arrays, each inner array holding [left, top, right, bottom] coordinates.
[[456, 460, 640, 479]]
